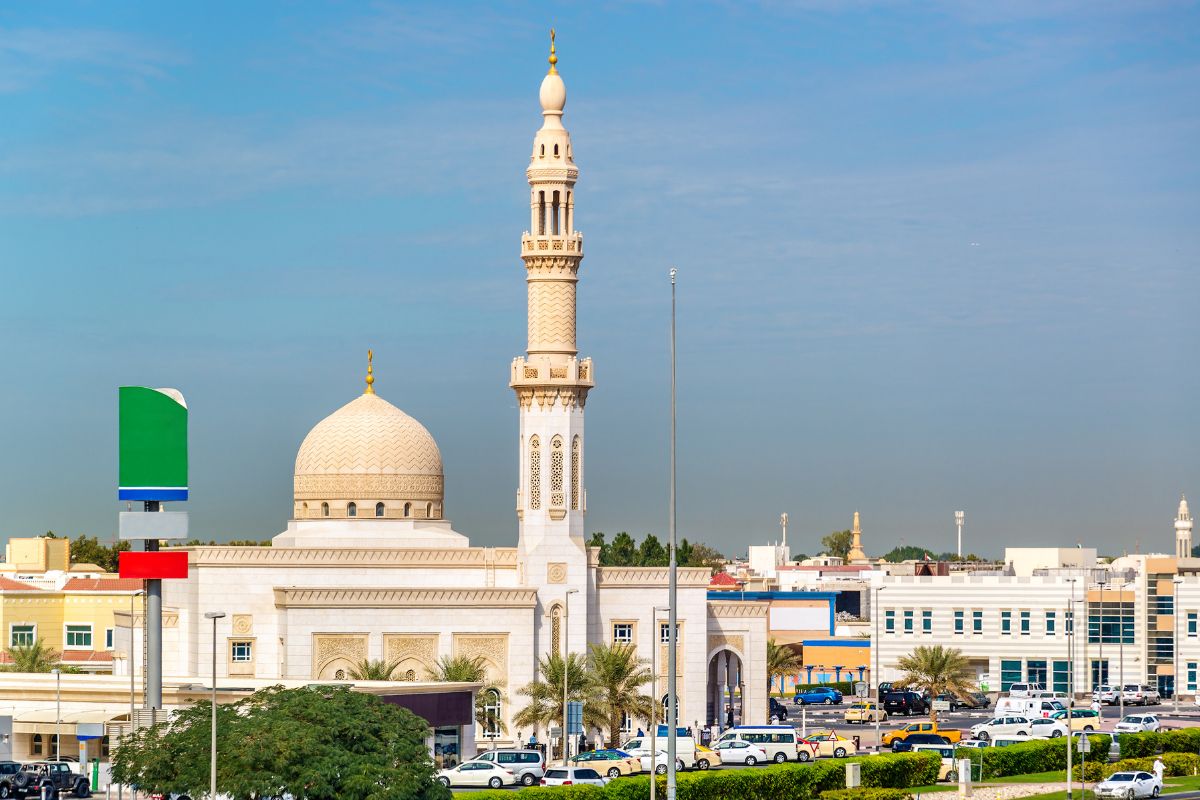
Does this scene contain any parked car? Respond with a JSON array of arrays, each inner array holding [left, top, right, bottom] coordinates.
[[713, 739, 768, 766], [910, 743, 960, 781], [540, 767, 608, 787], [0, 762, 22, 800], [1113, 715, 1160, 734], [1123, 685, 1161, 706], [891, 733, 950, 752], [1094, 771, 1162, 799], [794, 687, 843, 705], [693, 745, 717, 770], [1051, 709, 1102, 732], [877, 681, 895, 700], [964, 692, 992, 709], [436, 761, 517, 789], [881, 721, 962, 748], [882, 691, 928, 716], [1093, 685, 1120, 704], [12, 763, 90, 799], [934, 693, 971, 711], [958, 739, 990, 749], [769, 697, 790, 721], [844, 701, 887, 724], [467, 749, 546, 786], [1028, 718, 1069, 738], [634, 751, 684, 775], [570, 750, 640, 778], [1007, 683, 1046, 698], [801, 731, 858, 758], [969, 716, 1032, 741]]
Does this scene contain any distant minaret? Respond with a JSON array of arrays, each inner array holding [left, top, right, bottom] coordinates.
[[1177, 494, 1193, 559], [847, 510, 867, 563]]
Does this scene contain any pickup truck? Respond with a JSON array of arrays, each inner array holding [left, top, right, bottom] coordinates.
[[880, 721, 963, 748]]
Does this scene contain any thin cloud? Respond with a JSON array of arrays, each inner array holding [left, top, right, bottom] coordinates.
[[0, 26, 181, 93]]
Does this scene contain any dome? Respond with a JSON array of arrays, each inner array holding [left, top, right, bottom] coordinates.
[[293, 392, 444, 521], [539, 72, 565, 114]]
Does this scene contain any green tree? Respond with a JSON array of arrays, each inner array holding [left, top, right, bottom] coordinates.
[[895, 645, 976, 723], [821, 529, 854, 560], [348, 658, 402, 681], [112, 685, 447, 800], [65, 534, 130, 573], [513, 652, 601, 740], [766, 639, 803, 691], [4, 639, 60, 672], [675, 538, 694, 566], [608, 532, 638, 566], [882, 545, 932, 562], [637, 534, 668, 566], [681, 541, 726, 573], [587, 532, 610, 564], [587, 643, 654, 747], [425, 656, 507, 738]]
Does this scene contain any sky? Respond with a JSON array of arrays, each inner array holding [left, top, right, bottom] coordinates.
[[1, 1, 1197, 560]]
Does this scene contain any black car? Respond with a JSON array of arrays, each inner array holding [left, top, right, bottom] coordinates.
[[12, 762, 90, 799], [877, 682, 895, 701], [0, 762, 21, 800], [891, 733, 950, 752], [882, 691, 928, 716], [769, 697, 789, 721]]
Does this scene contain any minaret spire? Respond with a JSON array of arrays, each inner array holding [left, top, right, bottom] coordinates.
[[847, 510, 868, 563], [1178, 494, 1194, 559]]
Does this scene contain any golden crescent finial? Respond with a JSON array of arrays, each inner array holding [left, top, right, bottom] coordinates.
[[548, 28, 558, 74], [365, 349, 376, 395]]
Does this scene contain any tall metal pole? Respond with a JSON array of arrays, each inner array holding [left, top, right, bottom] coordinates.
[[143, 503, 163, 714], [874, 585, 884, 752], [205, 612, 225, 800], [563, 589, 578, 765], [52, 668, 61, 761], [651, 605, 669, 800], [1066, 579, 1075, 800], [129, 590, 142, 800], [1119, 580, 1125, 720], [667, 268, 678, 800], [1098, 576, 1105, 721], [954, 511, 964, 561]]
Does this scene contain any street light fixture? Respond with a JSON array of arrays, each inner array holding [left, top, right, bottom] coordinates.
[[562, 589, 579, 765], [51, 668, 61, 762], [204, 612, 226, 800], [667, 267, 679, 800]]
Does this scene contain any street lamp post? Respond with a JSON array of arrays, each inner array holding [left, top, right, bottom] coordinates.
[[650, 605, 670, 800], [873, 585, 885, 753], [1119, 581, 1125, 720], [667, 267, 679, 800], [51, 668, 61, 761], [954, 511, 964, 560], [1065, 579, 1076, 800], [1097, 575, 1106, 722], [204, 612, 225, 800], [563, 589, 579, 765]]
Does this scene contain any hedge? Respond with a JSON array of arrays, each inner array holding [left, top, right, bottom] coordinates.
[[1081, 753, 1200, 783], [457, 752, 940, 800], [821, 790, 912, 800], [1117, 728, 1200, 758], [955, 735, 1113, 780]]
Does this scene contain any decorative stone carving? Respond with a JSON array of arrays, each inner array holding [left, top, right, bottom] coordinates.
[[294, 474, 444, 500], [708, 602, 770, 618], [313, 634, 367, 677], [596, 567, 712, 588], [708, 633, 746, 655], [384, 634, 439, 678], [275, 587, 540, 609], [232, 614, 253, 635], [190, 546, 517, 567], [454, 634, 509, 683], [547, 563, 567, 584]]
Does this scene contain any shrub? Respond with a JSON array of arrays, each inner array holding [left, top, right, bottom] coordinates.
[[1118, 728, 1200, 758], [1093, 753, 1200, 781], [956, 735, 1112, 779], [822, 790, 912, 800]]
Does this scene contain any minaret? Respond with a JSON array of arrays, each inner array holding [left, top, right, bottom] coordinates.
[[847, 510, 868, 563], [1177, 494, 1193, 559], [512, 33, 593, 627]]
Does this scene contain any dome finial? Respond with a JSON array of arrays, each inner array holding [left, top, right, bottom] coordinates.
[[548, 28, 558, 74], [365, 349, 376, 395]]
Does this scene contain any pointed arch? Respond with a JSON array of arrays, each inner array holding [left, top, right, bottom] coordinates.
[[570, 435, 581, 510], [550, 435, 564, 507], [529, 435, 542, 510]]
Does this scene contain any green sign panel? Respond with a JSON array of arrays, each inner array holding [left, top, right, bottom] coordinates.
[[119, 387, 188, 501]]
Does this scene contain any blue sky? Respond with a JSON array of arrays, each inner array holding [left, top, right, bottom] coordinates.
[[1, 1, 1197, 558]]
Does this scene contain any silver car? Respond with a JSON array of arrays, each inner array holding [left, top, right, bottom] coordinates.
[[1094, 771, 1161, 799], [468, 749, 546, 786]]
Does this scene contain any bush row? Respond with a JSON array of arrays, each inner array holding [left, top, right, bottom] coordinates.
[[955, 735, 1112, 779], [1117, 728, 1200, 758], [821, 790, 912, 800], [458, 752, 940, 800]]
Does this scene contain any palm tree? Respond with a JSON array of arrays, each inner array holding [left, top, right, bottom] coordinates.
[[347, 658, 401, 681], [513, 652, 600, 743], [4, 639, 60, 672], [766, 639, 803, 692], [895, 645, 976, 723], [587, 643, 654, 747], [425, 655, 509, 737]]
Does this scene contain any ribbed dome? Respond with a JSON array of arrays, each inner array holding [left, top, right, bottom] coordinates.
[[293, 393, 444, 520]]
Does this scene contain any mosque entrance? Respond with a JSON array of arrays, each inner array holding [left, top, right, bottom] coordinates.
[[707, 648, 744, 728]]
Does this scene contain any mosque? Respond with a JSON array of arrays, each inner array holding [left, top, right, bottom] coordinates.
[[143, 38, 769, 754]]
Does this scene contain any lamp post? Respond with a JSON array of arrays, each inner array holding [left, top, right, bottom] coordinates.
[[562, 589, 579, 765], [1096, 574, 1106, 721], [667, 267, 679, 800], [873, 585, 885, 753], [1174, 578, 1184, 715], [1065, 578, 1076, 800], [51, 668, 61, 761], [1119, 580, 1125, 720], [204, 612, 226, 800], [650, 605, 670, 800]]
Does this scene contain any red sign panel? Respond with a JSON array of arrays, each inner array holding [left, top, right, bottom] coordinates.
[[118, 551, 189, 580]]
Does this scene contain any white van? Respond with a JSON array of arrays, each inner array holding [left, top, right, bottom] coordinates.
[[628, 726, 699, 768], [714, 725, 801, 763], [995, 698, 1065, 719], [1007, 683, 1046, 698]]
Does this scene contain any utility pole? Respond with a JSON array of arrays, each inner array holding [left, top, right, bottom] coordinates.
[[666, 268, 679, 800]]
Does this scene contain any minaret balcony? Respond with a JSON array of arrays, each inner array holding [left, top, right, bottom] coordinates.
[[521, 233, 584, 258], [510, 356, 594, 389]]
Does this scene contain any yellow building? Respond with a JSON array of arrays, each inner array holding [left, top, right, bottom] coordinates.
[[0, 537, 142, 672]]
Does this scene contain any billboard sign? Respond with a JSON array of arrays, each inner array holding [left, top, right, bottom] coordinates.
[[119, 387, 188, 501]]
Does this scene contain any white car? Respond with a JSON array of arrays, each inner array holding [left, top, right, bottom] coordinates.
[[437, 761, 517, 788], [970, 716, 1032, 741], [958, 739, 990, 749], [540, 767, 608, 787], [1094, 771, 1162, 799], [635, 750, 685, 775], [1113, 714, 1160, 733], [714, 739, 769, 766], [1028, 718, 1069, 739], [1094, 685, 1120, 705]]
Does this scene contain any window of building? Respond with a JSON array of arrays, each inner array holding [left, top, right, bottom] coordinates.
[[1046, 611, 1056, 634], [903, 610, 913, 633], [1189, 612, 1197, 637], [65, 624, 92, 649], [570, 436, 581, 511], [1027, 660, 1047, 685], [105, 628, 114, 649], [612, 623, 633, 644], [1052, 660, 1070, 693], [620, 711, 633, 733], [885, 610, 895, 634], [1091, 660, 1109, 687], [482, 689, 503, 738], [375, 502, 385, 517], [529, 435, 542, 509], [1020, 610, 1031, 635], [231, 641, 253, 662], [972, 610, 983, 634], [550, 435, 564, 507], [321, 502, 329, 517], [347, 502, 357, 517], [1001, 611, 1012, 635], [10, 624, 35, 647], [922, 610, 932, 633], [953, 610, 964, 634], [1189, 662, 1197, 693], [659, 622, 679, 644], [426, 502, 433, 518], [404, 502, 412, 517], [32, 735, 42, 756], [1000, 659, 1022, 692]]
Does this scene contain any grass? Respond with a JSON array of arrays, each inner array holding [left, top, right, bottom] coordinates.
[[1164, 774, 1200, 792]]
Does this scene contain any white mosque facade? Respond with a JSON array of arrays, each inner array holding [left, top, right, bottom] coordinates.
[[146, 42, 769, 749]]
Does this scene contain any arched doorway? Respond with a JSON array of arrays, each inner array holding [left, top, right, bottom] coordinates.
[[707, 648, 744, 729]]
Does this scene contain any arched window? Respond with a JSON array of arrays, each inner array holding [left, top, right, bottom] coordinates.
[[321, 502, 329, 517], [550, 604, 562, 654], [550, 435, 564, 507], [540, 144, 545, 157], [302, 502, 309, 516], [405, 669, 416, 681], [32, 734, 43, 756], [529, 435, 542, 510], [347, 502, 357, 518], [551, 191, 561, 235], [538, 191, 546, 235], [570, 436, 581, 510], [553, 143, 559, 157], [404, 502, 412, 517], [482, 688, 503, 739], [426, 502, 433, 518], [375, 502, 385, 517], [565, 191, 571, 233]]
